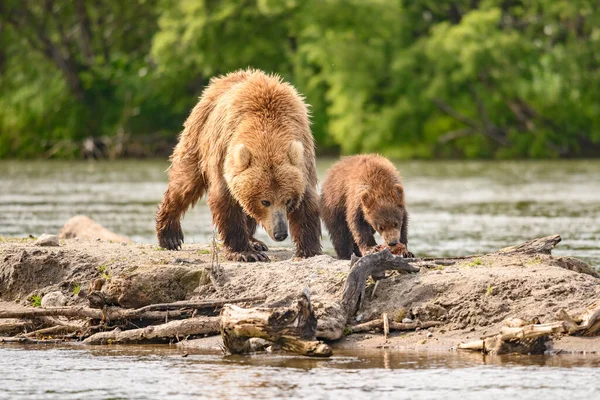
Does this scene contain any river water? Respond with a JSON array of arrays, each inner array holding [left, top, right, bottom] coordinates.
[[0, 346, 599, 399], [1, 159, 600, 399], [1, 159, 599, 266]]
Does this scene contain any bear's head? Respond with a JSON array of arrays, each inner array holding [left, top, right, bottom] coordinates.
[[225, 140, 306, 242], [360, 184, 406, 247]]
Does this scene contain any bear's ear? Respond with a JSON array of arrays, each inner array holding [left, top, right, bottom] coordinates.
[[394, 184, 404, 204], [287, 140, 304, 167], [233, 143, 252, 171], [360, 190, 374, 209]]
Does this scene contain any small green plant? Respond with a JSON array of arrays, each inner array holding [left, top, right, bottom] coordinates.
[[465, 257, 484, 268], [486, 284, 494, 297], [28, 294, 42, 307], [72, 284, 81, 296], [197, 249, 210, 255], [97, 265, 112, 279], [343, 327, 352, 336]]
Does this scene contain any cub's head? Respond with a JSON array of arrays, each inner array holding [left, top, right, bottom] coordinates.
[[225, 140, 306, 242], [360, 184, 406, 246]]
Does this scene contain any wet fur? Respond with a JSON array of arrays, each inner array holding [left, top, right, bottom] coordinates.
[[156, 69, 322, 261], [320, 154, 412, 260]]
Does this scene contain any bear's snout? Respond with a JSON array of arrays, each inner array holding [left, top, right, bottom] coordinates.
[[273, 213, 287, 242], [273, 211, 288, 241]]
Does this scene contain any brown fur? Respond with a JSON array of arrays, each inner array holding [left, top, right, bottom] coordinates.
[[156, 69, 322, 261], [320, 154, 413, 260]]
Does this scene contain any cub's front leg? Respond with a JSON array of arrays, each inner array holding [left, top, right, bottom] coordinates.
[[348, 209, 377, 256]]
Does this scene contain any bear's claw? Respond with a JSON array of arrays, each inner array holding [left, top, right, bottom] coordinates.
[[250, 239, 269, 252], [158, 224, 184, 250], [227, 250, 270, 262]]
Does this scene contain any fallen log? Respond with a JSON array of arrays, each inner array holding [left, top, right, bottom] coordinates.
[[83, 317, 220, 344], [0, 296, 267, 322], [23, 324, 83, 338], [347, 319, 443, 334], [0, 322, 32, 335], [1, 337, 66, 344], [221, 290, 332, 357]]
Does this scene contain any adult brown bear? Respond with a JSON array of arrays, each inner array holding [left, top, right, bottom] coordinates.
[[156, 69, 322, 262], [320, 154, 413, 259]]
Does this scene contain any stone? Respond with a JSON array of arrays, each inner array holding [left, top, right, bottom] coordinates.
[[41, 291, 67, 307], [34, 234, 59, 247]]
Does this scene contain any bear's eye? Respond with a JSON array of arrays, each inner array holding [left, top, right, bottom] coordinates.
[[285, 199, 292, 206], [261, 200, 271, 207], [393, 222, 398, 228], [378, 226, 384, 231]]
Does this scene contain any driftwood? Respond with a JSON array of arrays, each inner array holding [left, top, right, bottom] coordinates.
[[0, 296, 266, 322], [457, 303, 600, 355], [221, 290, 332, 357], [347, 319, 443, 334], [23, 324, 83, 338], [0, 322, 32, 335], [83, 317, 220, 344], [342, 249, 419, 321], [0, 337, 66, 344]]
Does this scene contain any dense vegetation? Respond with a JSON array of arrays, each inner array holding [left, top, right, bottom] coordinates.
[[1, 0, 599, 159]]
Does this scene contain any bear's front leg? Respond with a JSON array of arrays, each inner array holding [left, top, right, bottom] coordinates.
[[348, 209, 377, 256], [208, 186, 269, 262], [245, 215, 269, 252], [289, 188, 322, 258]]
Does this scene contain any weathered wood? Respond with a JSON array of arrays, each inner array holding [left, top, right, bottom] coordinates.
[[0, 306, 192, 321], [221, 290, 332, 357], [341, 249, 420, 320], [0, 322, 32, 335], [0, 295, 266, 322], [347, 319, 442, 334], [1, 337, 66, 344], [132, 296, 266, 313], [23, 324, 83, 338], [497, 234, 561, 255], [382, 313, 389, 341], [83, 317, 220, 345]]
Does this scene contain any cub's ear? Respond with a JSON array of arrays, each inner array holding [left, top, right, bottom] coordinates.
[[360, 190, 374, 209], [394, 183, 405, 204], [233, 143, 252, 171], [287, 140, 304, 167]]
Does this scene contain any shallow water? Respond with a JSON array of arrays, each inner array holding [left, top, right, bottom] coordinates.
[[0, 159, 599, 267], [0, 345, 599, 400]]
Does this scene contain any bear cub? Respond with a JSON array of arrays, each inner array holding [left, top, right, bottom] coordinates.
[[320, 154, 414, 259]]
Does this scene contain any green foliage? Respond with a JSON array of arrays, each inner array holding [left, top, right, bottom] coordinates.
[[72, 284, 81, 296], [1, 0, 599, 159], [28, 294, 42, 307]]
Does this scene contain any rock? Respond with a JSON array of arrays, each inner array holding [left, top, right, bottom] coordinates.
[[35, 234, 59, 247], [402, 318, 413, 324], [41, 291, 67, 307], [59, 215, 131, 243], [426, 331, 433, 338]]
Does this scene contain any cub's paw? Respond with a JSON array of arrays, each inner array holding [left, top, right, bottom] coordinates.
[[157, 223, 184, 250], [227, 250, 270, 262], [250, 238, 269, 252], [403, 250, 415, 258]]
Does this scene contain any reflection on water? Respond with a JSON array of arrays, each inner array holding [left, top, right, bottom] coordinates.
[[0, 345, 599, 400], [0, 159, 599, 267]]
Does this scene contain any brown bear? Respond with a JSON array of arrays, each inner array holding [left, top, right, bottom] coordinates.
[[320, 154, 413, 259], [156, 69, 322, 262]]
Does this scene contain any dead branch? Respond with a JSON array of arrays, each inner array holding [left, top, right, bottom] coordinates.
[[0, 295, 266, 322], [347, 319, 442, 334], [23, 324, 83, 338], [83, 317, 220, 345], [1, 337, 66, 344]]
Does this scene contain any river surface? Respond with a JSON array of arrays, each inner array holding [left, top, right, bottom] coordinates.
[[1, 159, 599, 267], [0, 345, 599, 400], [1, 159, 600, 399]]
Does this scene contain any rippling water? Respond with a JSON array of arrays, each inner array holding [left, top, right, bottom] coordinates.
[[0, 346, 599, 400], [0, 159, 599, 267]]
